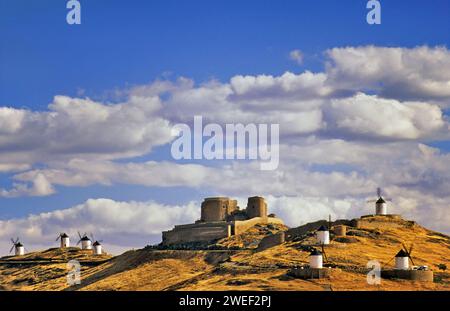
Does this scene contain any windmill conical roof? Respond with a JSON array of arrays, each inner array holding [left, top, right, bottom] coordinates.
[[61, 233, 68, 238], [15, 242, 23, 247], [80, 236, 91, 241], [317, 225, 328, 231], [395, 249, 408, 257], [93, 241, 101, 246], [376, 197, 386, 204]]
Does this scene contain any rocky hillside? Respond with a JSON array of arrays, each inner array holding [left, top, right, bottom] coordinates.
[[1, 215, 449, 291]]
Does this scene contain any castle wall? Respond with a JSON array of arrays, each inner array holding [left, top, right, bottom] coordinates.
[[162, 222, 231, 245], [162, 216, 284, 245], [245, 196, 267, 219], [381, 270, 433, 282]]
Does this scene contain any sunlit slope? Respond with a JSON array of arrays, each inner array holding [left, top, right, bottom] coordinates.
[[0, 216, 449, 291]]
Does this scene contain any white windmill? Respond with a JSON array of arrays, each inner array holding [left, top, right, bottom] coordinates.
[[10, 237, 25, 256], [387, 242, 416, 270], [309, 244, 331, 269], [93, 241, 103, 255], [367, 187, 392, 215], [309, 248, 323, 269], [90, 233, 103, 255], [56, 232, 70, 248], [77, 232, 92, 250], [316, 225, 330, 245]]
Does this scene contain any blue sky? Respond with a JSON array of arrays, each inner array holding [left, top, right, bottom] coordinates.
[[1, 0, 449, 109], [0, 1, 449, 253]]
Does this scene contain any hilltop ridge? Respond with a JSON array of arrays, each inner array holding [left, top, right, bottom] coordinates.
[[0, 215, 449, 291]]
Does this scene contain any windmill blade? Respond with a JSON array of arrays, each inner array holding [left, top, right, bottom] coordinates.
[[401, 242, 408, 253], [366, 199, 377, 203], [9, 245, 14, 253], [386, 255, 396, 266], [10, 238, 15, 244], [77, 231, 82, 239], [409, 243, 415, 256], [323, 250, 328, 263], [90, 233, 94, 241], [76, 239, 81, 245], [321, 244, 328, 262], [408, 241, 416, 266], [56, 235, 61, 241], [377, 187, 382, 197]]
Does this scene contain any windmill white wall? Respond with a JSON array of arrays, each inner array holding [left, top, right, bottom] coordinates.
[[81, 239, 92, 250], [316, 226, 330, 245], [15, 245, 25, 256], [309, 254, 323, 269], [375, 197, 388, 215], [93, 243, 102, 255], [395, 256, 409, 270], [61, 237, 70, 248], [376, 202, 387, 215]]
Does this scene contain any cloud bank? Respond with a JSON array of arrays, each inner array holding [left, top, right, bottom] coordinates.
[[0, 45, 449, 251]]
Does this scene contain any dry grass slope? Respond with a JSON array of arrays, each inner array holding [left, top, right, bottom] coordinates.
[[0, 216, 449, 291]]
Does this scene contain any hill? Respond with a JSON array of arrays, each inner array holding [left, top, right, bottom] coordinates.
[[0, 215, 449, 291]]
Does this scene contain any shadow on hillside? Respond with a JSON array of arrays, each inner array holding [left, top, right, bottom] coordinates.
[[64, 249, 153, 291], [64, 249, 211, 291]]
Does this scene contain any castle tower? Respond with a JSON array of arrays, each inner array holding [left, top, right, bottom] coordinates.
[[200, 197, 238, 222], [245, 196, 267, 219]]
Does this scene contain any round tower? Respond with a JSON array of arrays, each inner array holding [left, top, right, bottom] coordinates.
[[200, 197, 238, 222], [60, 233, 70, 248], [93, 241, 102, 255], [80, 236, 92, 250], [395, 250, 409, 270], [375, 197, 387, 215], [309, 249, 323, 269], [245, 196, 267, 219], [15, 242, 25, 256], [333, 225, 346, 237], [316, 225, 330, 245]]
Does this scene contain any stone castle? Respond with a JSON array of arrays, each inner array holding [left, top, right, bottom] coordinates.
[[162, 196, 283, 245]]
